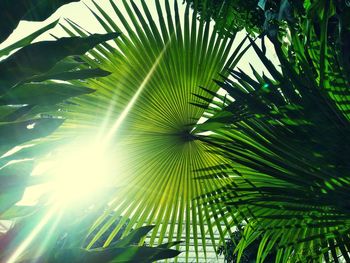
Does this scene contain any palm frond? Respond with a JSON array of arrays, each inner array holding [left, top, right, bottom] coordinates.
[[195, 26, 350, 261]]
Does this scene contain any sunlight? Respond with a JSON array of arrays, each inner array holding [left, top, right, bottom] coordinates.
[[7, 140, 116, 263], [6, 49, 170, 259], [50, 141, 115, 205], [7, 12, 172, 263], [48, 38, 171, 206], [7, 206, 58, 263]]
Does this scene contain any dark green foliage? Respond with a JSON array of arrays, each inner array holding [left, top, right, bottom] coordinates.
[[0, 160, 34, 214], [0, 207, 181, 262], [184, 0, 304, 35], [184, 0, 265, 35], [0, 0, 79, 42], [0, 19, 59, 57], [28, 68, 111, 82], [53, 215, 181, 263], [53, 246, 181, 263], [0, 4, 120, 262], [0, 83, 95, 105], [0, 0, 119, 227], [0, 118, 64, 155], [194, 2, 350, 258], [0, 32, 119, 92], [217, 227, 277, 263], [191, 0, 350, 261], [84, 215, 132, 249]]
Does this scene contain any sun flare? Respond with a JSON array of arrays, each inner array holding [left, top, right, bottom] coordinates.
[[51, 142, 114, 205]]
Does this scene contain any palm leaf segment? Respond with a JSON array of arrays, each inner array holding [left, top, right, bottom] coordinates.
[[196, 27, 350, 262], [52, 0, 245, 259]]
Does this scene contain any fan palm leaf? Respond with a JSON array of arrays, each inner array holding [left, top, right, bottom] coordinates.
[[40, 0, 248, 260]]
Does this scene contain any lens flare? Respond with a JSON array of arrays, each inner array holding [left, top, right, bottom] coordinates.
[[50, 141, 115, 205]]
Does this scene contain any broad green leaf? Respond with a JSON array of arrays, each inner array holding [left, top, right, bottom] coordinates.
[[0, 160, 34, 213], [0, 105, 35, 122], [0, 32, 120, 92], [0, 118, 64, 155], [157, 240, 183, 249], [0, 19, 59, 58], [54, 246, 181, 263], [112, 226, 155, 248], [28, 68, 111, 82], [0, 205, 36, 220], [0, 83, 95, 105]]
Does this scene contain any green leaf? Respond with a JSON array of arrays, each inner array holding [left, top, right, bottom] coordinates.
[[112, 226, 155, 248], [0, 118, 64, 155], [157, 240, 183, 249], [55, 246, 181, 263], [0, 160, 34, 213], [196, 18, 350, 262], [0, 32, 120, 92], [0, 105, 35, 122], [0, 83, 95, 106], [0, 205, 36, 220], [28, 68, 111, 82], [0, 19, 59, 58]]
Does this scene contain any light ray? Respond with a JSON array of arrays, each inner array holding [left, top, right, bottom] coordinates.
[[103, 42, 170, 144], [30, 209, 64, 261], [7, 206, 58, 263]]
